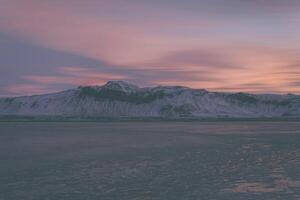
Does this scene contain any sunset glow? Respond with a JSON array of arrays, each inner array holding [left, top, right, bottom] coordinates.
[[1, 0, 300, 96]]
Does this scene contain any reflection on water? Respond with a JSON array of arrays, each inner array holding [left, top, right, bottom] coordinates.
[[0, 121, 300, 200], [226, 178, 300, 193]]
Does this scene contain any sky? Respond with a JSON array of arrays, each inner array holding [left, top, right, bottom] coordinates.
[[1, 0, 300, 96]]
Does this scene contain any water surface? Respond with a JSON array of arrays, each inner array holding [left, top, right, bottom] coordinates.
[[1, 122, 300, 199]]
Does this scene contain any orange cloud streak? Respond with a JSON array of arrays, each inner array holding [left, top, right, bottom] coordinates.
[[1, 0, 300, 94], [23, 67, 127, 86]]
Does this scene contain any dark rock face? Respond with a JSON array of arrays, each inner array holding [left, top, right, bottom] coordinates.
[[0, 81, 300, 118]]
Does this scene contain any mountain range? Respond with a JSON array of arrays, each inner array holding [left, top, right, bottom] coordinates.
[[1, 81, 300, 119]]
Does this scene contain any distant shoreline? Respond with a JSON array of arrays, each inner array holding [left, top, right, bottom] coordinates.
[[1, 116, 300, 122]]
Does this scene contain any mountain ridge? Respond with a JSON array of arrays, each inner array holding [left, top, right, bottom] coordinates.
[[1, 81, 300, 118]]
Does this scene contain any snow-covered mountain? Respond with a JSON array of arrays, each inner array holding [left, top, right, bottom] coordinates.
[[1, 81, 300, 118]]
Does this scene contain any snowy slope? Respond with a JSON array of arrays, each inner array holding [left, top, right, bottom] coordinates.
[[0, 81, 300, 118]]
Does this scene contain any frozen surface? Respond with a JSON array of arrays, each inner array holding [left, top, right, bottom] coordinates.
[[1, 122, 300, 199]]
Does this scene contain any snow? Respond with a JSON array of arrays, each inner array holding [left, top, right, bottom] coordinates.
[[0, 81, 299, 118], [103, 81, 139, 93]]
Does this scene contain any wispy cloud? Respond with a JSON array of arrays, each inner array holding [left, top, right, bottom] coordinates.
[[1, 0, 300, 95], [23, 67, 127, 86], [5, 84, 54, 96]]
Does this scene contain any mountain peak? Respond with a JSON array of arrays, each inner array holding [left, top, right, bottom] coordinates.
[[1, 81, 300, 118], [102, 80, 139, 93]]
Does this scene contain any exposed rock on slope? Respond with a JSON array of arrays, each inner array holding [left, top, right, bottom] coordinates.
[[0, 81, 300, 118]]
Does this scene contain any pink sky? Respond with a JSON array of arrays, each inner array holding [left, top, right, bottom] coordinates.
[[1, 0, 300, 96]]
